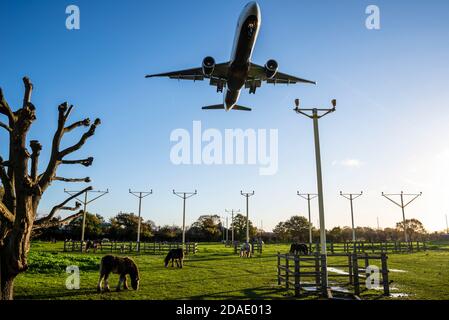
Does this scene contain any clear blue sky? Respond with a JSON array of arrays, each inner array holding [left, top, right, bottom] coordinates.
[[1, 0, 449, 232]]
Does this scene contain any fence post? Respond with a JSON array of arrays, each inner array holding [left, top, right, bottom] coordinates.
[[381, 253, 390, 296], [330, 242, 334, 254], [352, 253, 360, 296], [320, 254, 328, 296], [277, 253, 281, 285], [348, 254, 353, 285], [364, 252, 369, 274], [294, 256, 300, 297], [314, 253, 321, 289], [285, 256, 290, 290]]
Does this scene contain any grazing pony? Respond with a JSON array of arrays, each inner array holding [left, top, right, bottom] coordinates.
[[164, 248, 184, 268], [97, 255, 140, 292], [86, 240, 101, 253], [240, 242, 252, 258], [289, 243, 309, 255]]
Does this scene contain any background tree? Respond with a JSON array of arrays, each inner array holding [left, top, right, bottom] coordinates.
[[231, 214, 257, 241], [188, 214, 222, 241], [396, 218, 427, 241], [273, 216, 311, 242], [108, 212, 154, 241], [0, 77, 100, 299], [66, 213, 105, 240], [273, 222, 288, 241], [156, 225, 182, 241]]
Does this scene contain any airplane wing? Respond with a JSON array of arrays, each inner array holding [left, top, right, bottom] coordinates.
[[145, 63, 229, 82], [247, 63, 316, 85]]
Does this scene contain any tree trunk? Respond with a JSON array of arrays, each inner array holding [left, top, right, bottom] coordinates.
[[0, 257, 16, 300]]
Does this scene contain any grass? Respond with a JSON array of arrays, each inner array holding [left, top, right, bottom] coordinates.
[[13, 241, 449, 300]]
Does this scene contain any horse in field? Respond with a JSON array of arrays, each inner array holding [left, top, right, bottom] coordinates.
[[240, 242, 252, 258], [97, 255, 140, 292], [164, 248, 184, 268], [289, 243, 309, 255], [86, 240, 101, 253]]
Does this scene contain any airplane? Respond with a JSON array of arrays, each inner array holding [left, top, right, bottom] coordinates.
[[145, 2, 316, 111]]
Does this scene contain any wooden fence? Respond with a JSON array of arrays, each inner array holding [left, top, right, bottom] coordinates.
[[277, 252, 390, 299], [63, 240, 198, 255], [306, 241, 426, 254], [233, 241, 263, 255]]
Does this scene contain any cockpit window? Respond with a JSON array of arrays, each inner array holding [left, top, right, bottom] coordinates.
[[247, 21, 256, 37]]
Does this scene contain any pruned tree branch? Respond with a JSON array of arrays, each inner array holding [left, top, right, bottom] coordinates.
[[64, 118, 90, 133], [0, 157, 13, 201], [0, 201, 14, 224], [0, 121, 12, 133], [58, 210, 84, 225], [33, 209, 84, 231], [0, 87, 15, 124], [34, 186, 92, 226], [30, 140, 42, 181], [59, 118, 101, 158], [38, 102, 73, 191], [61, 157, 94, 167], [22, 77, 33, 108], [53, 176, 91, 183]]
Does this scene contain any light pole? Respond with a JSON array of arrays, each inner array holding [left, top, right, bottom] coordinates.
[[382, 191, 422, 242], [226, 216, 229, 242], [173, 190, 197, 249], [339, 191, 363, 242], [445, 214, 448, 235], [293, 98, 336, 292], [64, 188, 109, 242], [240, 191, 255, 243], [297, 192, 318, 244], [129, 189, 153, 252], [225, 209, 240, 243]]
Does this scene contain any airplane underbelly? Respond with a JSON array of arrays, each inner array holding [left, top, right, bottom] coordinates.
[[227, 64, 248, 91], [224, 89, 241, 109]]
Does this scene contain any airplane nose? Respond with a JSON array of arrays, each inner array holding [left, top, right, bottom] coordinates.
[[248, 2, 261, 16]]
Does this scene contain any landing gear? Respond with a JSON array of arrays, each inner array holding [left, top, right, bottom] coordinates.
[[246, 80, 261, 94], [210, 78, 225, 93], [216, 81, 224, 93], [249, 84, 257, 94]]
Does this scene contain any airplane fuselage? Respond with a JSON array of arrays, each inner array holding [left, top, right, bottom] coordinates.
[[225, 2, 261, 111]]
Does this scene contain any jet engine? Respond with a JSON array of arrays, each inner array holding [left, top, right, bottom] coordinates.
[[202, 56, 216, 76], [264, 59, 278, 79]]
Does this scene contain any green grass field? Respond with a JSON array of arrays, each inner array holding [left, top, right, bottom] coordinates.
[[13, 241, 449, 300]]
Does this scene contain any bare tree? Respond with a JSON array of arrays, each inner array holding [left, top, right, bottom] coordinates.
[[0, 77, 100, 300]]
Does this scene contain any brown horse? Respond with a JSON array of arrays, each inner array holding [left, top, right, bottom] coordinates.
[[289, 243, 309, 255], [164, 248, 184, 268], [97, 255, 140, 292]]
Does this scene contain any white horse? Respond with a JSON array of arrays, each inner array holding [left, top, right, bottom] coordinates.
[[240, 242, 252, 258]]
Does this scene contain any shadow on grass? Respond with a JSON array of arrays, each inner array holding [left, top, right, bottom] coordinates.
[[172, 286, 294, 300]]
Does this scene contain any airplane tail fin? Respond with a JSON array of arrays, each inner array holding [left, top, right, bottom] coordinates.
[[202, 104, 225, 110], [202, 104, 252, 111]]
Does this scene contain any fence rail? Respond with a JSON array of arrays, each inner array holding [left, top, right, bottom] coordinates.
[[233, 241, 263, 255], [277, 252, 390, 299], [63, 240, 198, 255], [305, 241, 426, 254]]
